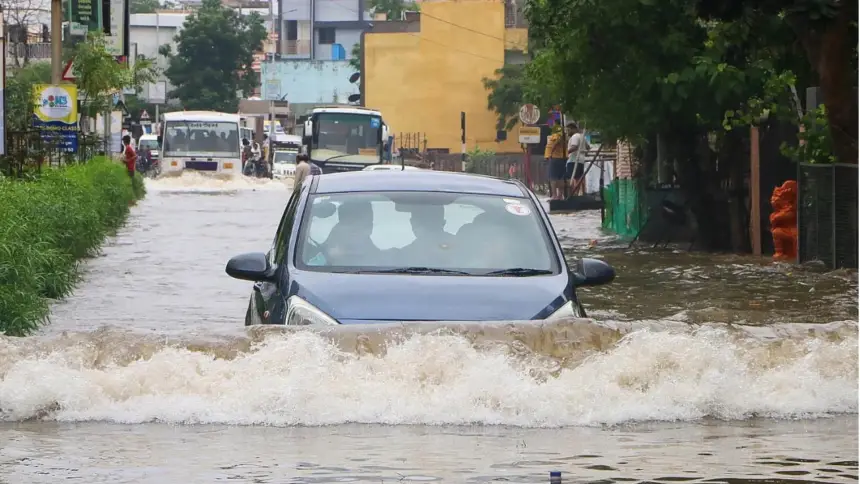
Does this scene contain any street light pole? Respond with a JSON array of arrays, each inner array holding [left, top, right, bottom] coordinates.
[[50, 0, 61, 84]]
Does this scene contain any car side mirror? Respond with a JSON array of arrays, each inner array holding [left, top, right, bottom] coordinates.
[[157, 135, 162, 145], [225, 252, 276, 282], [573, 257, 615, 286]]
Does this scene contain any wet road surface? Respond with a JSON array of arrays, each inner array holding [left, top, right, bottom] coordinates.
[[0, 173, 856, 483]]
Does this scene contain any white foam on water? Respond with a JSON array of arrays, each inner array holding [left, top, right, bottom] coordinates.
[[0, 322, 856, 427], [144, 172, 293, 193]]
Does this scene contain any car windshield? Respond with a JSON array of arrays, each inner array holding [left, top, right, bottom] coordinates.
[[274, 152, 297, 164], [295, 191, 559, 275], [138, 139, 159, 151], [162, 120, 241, 158], [312, 113, 380, 162]]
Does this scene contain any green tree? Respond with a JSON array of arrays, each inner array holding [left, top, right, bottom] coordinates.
[[349, 43, 361, 71], [482, 62, 560, 131], [368, 0, 419, 20], [72, 32, 157, 123], [696, 0, 858, 165], [523, 0, 818, 250], [131, 0, 160, 14], [5, 63, 52, 131], [160, 0, 266, 111]]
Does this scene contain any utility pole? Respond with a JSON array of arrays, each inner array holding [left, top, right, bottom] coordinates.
[[155, 11, 160, 124], [267, 0, 275, 161], [460, 111, 466, 171], [51, 0, 61, 83]]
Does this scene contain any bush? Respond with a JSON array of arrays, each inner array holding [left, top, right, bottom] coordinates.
[[0, 158, 145, 336]]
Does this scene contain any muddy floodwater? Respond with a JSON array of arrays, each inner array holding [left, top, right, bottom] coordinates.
[[1, 173, 856, 483]]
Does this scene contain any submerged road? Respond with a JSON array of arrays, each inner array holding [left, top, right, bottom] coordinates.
[[0, 173, 856, 483]]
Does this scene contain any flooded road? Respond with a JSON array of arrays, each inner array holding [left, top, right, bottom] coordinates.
[[0, 173, 856, 483]]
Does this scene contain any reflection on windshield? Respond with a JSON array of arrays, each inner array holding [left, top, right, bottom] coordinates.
[[312, 113, 380, 161], [296, 192, 557, 275], [163, 121, 241, 157]]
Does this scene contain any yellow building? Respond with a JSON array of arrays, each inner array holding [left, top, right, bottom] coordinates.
[[361, 0, 528, 154]]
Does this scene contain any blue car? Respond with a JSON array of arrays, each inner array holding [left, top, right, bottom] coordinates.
[[225, 170, 615, 326]]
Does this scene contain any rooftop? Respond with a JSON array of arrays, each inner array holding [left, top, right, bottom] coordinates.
[[312, 170, 528, 197]]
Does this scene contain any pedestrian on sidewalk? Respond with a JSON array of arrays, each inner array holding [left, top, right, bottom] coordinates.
[[544, 124, 567, 200], [122, 135, 137, 179]]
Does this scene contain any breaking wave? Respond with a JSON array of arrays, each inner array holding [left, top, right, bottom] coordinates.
[[1, 319, 856, 427]]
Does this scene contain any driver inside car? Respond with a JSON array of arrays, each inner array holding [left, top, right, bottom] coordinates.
[[395, 204, 456, 267], [322, 201, 381, 266]]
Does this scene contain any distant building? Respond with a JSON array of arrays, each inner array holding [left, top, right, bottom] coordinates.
[[362, 0, 529, 153], [278, 0, 372, 60]]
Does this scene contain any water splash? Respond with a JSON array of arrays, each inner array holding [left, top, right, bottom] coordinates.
[[145, 172, 293, 193], [1, 319, 855, 427]]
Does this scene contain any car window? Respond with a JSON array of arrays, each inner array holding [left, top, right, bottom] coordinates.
[[274, 152, 297, 164], [296, 191, 558, 274], [273, 191, 301, 264]]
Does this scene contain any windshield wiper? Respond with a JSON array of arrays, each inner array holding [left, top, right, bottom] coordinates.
[[482, 268, 554, 276], [323, 153, 364, 162], [367, 267, 471, 275]]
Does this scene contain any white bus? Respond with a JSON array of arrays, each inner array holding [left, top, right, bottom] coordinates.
[[159, 111, 242, 177]]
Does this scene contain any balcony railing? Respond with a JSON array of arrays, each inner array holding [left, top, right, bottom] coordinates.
[[284, 40, 311, 56], [8, 42, 51, 60]]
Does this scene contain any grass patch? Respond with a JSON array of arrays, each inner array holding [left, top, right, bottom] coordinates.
[[0, 158, 145, 336]]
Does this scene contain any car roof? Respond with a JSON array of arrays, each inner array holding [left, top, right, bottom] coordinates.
[[312, 170, 528, 197]]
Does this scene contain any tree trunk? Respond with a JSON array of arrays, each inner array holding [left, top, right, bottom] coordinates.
[[790, 5, 858, 164]]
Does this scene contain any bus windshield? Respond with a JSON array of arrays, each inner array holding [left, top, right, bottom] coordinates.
[[162, 120, 241, 158], [312, 113, 381, 163]]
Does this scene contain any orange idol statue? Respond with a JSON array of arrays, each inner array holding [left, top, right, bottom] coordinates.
[[769, 180, 798, 261]]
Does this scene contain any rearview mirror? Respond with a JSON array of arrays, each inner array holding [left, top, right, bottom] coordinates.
[[312, 200, 337, 218], [225, 252, 276, 282], [573, 258, 615, 286]]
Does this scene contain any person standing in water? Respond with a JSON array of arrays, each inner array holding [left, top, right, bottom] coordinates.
[[293, 153, 311, 193]]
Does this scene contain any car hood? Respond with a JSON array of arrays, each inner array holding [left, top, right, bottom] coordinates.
[[289, 271, 570, 322]]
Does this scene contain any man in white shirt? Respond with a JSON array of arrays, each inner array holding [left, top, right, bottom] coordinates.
[[565, 123, 590, 196]]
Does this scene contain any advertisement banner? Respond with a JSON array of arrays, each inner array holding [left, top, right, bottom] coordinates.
[[68, 0, 102, 35], [32, 84, 79, 153], [105, 0, 127, 56]]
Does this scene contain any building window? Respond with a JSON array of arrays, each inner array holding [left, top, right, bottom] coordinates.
[[286, 20, 298, 41], [318, 27, 335, 45]]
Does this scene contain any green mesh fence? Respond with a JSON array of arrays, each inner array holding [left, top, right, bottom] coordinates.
[[797, 163, 858, 269], [602, 179, 647, 238]]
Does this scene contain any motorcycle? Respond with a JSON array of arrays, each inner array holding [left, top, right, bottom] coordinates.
[[136, 154, 161, 178], [243, 155, 270, 178]]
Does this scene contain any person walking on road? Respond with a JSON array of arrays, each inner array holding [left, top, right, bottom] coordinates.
[[293, 153, 311, 193]]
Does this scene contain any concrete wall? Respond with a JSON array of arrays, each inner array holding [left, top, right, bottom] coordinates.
[[261, 60, 358, 104], [363, 0, 526, 153]]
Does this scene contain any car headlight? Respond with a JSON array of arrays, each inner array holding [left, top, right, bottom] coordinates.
[[285, 296, 341, 326], [545, 300, 582, 321]]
